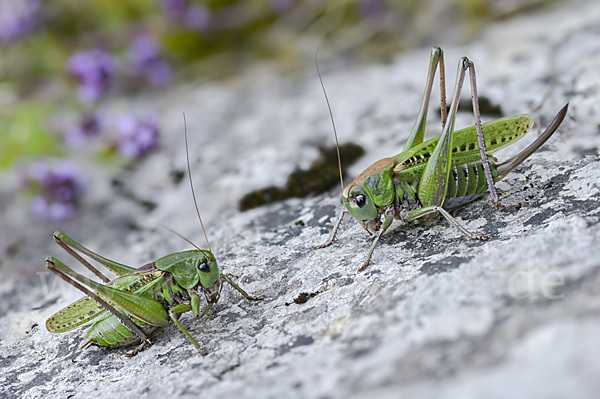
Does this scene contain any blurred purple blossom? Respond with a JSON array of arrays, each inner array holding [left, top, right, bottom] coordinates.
[[360, 0, 385, 17], [22, 161, 85, 220], [129, 35, 172, 87], [67, 49, 117, 103], [114, 115, 160, 159], [270, 0, 295, 14], [0, 0, 40, 43], [65, 113, 102, 147], [185, 5, 211, 30], [160, 0, 188, 19], [160, 0, 210, 31]]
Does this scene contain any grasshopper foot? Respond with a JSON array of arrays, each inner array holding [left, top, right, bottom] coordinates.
[[471, 233, 493, 241], [197, 347, 208, 356], [357, 259, 371, 273], [118, 339, 153, 357], [494, 199, 538, 210]]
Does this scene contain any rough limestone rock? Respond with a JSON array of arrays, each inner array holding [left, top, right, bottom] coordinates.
[[2, 1, 600, 398]]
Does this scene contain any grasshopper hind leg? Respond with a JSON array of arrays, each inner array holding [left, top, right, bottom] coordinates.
[[436, 207, 492, 241], [81, 337, 154, 357], [404, 205, 492, 242], [466, 59, 563, 211], [46, 257, 154, 350], [118, 340, 153, 357]]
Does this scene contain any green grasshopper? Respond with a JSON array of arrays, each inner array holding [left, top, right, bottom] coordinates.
[[315, 46, 568, 271], [45, 120, 262, 356]]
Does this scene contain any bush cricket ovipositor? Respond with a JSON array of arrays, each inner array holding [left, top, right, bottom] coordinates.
[[315, 46, 568, 271]]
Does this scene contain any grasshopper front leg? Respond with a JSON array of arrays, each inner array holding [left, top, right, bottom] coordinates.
[[358, 211, 394, 272], [220, 273, 265, 301], [314, 209, 347, 249], [169, 303, 207, 355]]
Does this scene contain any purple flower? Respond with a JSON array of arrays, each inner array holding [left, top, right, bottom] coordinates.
[[114, 115, 160, 159], [65, 113, 102, 147], [22, 161, 85, 220], [184, 5, 210, 31], [160, 0, 189, 19], [160, 0, 210, 31], [67, 49, 117, 103], [360, 0, 385, 17], [129, 35, 172, 87], [0, 0, 40, 43], [270, 0, 295, 14]]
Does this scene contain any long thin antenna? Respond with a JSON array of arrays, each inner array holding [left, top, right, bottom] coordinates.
[[160, 224, 210, 257], [183, 113, 212, 252], [316, 47, 344, 193]]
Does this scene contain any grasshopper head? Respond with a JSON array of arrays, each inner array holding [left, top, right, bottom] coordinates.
[[196, 251, 223, 305], [156, 250, 221, 298], [342, 183, 379, 232], [341, 157, 395, 234]]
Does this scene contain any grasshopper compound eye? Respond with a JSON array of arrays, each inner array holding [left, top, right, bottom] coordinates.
[[198, 262, 211, 273], [355, 194, 367, 208]]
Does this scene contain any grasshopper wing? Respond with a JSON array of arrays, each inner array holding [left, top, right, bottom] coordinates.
[[48, 257, 170, 329], [46, 296, 106, 333], [394, 115, 533, 176], [451, 114, 534, 156]]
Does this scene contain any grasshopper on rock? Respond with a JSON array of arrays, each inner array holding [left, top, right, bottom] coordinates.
[[316, 46, 568, 271], [46, 121, 262, 356]]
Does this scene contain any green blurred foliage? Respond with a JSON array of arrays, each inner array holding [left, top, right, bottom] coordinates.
[[0, 102, 63, 169], [0, 0, 560, 172]]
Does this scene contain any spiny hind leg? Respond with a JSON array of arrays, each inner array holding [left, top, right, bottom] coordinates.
[[53, 232, 110, 283], [53, 231, 136, 279], [405, 206, 492, 241], [466, 59, 532, 210], [46, 257, 153, 347], [436, 207, 492, 240], [81, 334, 154, 357], [403, 46, 447, 151], [119, 339, 154, 357]]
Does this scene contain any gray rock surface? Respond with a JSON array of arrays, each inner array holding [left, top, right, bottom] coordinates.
[[2, 0, 600, 398]]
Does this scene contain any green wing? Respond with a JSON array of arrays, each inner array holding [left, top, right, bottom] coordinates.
[[46, 268, 166, 333], [47, 296, 106, 333], [394, 114, 533, 178]]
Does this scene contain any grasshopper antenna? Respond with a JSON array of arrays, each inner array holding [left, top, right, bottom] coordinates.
[[183, 113, 212, 253], [160, 224, 209, 257], [316, 47, 344, 192]]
